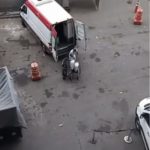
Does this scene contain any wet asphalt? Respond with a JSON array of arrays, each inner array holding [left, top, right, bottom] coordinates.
[[0, 0, 149, 150]]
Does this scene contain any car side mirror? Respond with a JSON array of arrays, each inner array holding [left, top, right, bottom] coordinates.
[[20, 5, 24, 11]]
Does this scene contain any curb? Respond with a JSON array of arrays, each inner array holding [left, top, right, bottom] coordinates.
[[0, 11, 20, 19]]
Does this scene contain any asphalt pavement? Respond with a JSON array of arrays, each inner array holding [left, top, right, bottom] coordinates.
[[0, 0, 149, 150]]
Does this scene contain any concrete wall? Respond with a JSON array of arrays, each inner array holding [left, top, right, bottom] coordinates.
[[0, 0, 25, 11], [0, 0, 65, 11], [0, 0, 96, 12], [70, 0, 96, 8]]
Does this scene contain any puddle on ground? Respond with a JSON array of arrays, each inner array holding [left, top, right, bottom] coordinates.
[[96, 124, 111, 133], [115, 117, 124, 130], [97, 118, 112, 125], [98, 88, 105, 93], [76, 86, 86, 91], [72, 93, 80, 100], [89, 53, 96, 59], [111, 25, 118, 28], [95, 57, 101, 63], [112, 33, 124, 38], [40, 102, 48, 108], [141, 66, 150, 70], [59, 91, 70, 98], [114, 52, 120, 57], [112, 98, 129, 114], [112, 41, 117, 45], [137, 30, 149, 34], [10, 67, 29, 87], [20, 92, 47, 126], [127, 0, 132, 4], [26, 55, 31, 61], [0, 50, 6, 56], [131, 51, 141, 56], [77, 121, 88, 133], [44, 89, 53, 98], [6, 35, 39, 49], [88, 26, 96, 30]]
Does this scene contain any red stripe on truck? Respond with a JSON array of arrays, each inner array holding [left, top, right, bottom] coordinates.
[[25, 0, 57, 37]]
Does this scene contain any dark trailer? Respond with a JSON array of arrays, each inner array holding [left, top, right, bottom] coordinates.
[[0, 67, 26, 140]]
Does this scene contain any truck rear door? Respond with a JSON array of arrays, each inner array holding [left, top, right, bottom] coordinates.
[[75, 20, 87, 51], [49, 26, 59, 62]]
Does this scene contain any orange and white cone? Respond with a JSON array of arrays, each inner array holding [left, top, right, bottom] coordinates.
[[134, 6, 143, 25], [31, 62, 41, 81]]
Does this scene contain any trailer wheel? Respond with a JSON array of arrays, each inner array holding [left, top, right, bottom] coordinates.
[[17, 128, 23, 138], [0, 136, 4, 140], [13, 128, 23, 138]]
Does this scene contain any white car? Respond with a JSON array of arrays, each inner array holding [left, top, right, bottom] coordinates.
[[135, 97, 150, 150]]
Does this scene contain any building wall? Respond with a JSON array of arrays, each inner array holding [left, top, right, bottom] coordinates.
[[0, 0, 25, 11], [0, 0, 96, 12], [0, 0, 65, 11]]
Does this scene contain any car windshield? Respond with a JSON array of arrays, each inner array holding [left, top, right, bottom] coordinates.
[[144, 113, 150, 127], [144, 103, 150, 111], [148, 114, 150, 126]]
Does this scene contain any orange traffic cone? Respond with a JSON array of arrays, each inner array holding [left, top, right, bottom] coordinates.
[[31, 62, 41, 81], [134, 1, 140, 13], [133, 7, 143, 25]]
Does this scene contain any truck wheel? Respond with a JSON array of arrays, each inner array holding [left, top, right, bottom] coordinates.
[[41, 43, 49, 55], [16, 128, 23, 138], [21, 19, 26, 27], [18, 130, 23, 138], [135, 116, 140, 130]]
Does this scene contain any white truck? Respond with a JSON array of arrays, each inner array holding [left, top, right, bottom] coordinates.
[[20, 0, 87, 61]]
